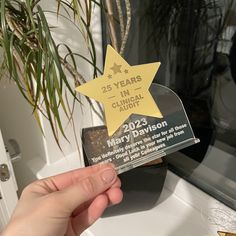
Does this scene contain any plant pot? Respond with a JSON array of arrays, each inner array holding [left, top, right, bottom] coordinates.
[[82, 127, 167, 216], [103, 160, 167, 217]]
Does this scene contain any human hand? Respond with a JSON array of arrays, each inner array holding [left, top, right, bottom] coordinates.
[[2, 164, 122, 236]]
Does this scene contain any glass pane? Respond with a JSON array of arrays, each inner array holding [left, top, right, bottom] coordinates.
[[101, 0, 236, 210]]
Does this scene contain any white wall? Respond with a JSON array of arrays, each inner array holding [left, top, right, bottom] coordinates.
[[0, 79, 46, 192]]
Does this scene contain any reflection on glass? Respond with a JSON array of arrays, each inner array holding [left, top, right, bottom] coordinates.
[[101, 0, 236, 210]]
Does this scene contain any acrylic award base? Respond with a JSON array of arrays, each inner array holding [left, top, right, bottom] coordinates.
[[82, 83, 199, 174], [82, 83, 199, 216]]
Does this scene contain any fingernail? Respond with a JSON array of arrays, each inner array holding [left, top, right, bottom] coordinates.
[[101, 169, 116, 184]]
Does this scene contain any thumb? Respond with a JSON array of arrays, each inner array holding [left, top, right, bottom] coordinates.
[[56, 166, 117, 213]]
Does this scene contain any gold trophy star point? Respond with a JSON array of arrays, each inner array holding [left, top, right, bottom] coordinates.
[[76, 45, 162, 136]]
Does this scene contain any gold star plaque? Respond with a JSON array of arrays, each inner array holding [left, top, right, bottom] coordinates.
[[76, 45, 163, 136]]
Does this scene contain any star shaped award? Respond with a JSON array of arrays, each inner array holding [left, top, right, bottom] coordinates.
[[76, 45, 199, 174]]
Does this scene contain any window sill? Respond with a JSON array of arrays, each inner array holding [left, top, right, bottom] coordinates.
[[30, 155, 236, 235], [86, 170, 236, 236]]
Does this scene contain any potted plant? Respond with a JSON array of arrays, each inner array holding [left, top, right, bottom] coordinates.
[[0, 0, 102, 148], [0, 0, 134, 147], [0, 0, 168, 216]]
